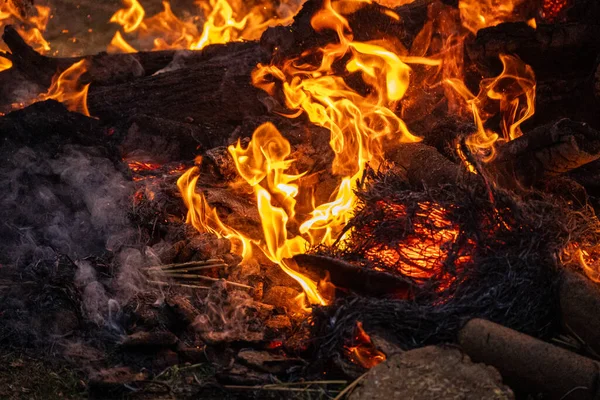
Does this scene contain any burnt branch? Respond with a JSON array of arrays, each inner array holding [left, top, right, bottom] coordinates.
[[490, 119, 600, 187]]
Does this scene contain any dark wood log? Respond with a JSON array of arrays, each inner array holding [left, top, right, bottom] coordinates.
[[458, 318, 600, 400], [292, 254, 410, 298], [560, 270, 600, 357], [85, 42, 270, 128], [385, 142, 464, 188], [0, 24, 264, 111], [466, 22, 600, 79], [490, 119, 600, 187]]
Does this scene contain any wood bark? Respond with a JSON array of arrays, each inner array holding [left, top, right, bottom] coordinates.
[[1, 25, 259, 87], [459, 318, 600, 400], [491, 119, 600, 187]]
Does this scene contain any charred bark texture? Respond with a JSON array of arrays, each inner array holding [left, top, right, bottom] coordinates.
[[491, 119, 600, 187], [86, 42, 270, 129], [1, 25, 260, 88]]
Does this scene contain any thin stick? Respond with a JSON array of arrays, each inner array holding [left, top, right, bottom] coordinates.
[[148, 263, 229, 273], [262, 380, 347, 388], [152, 274, 253, 290], [147, 280, 211, 290], [145, 259, 225, 271], [333, 372, 368, 400], [223, 385, 340, 393]]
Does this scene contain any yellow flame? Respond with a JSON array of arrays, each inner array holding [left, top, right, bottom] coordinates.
[[110, 0, 145, 33], [0, 56, 12, 72], [38, 60, 91, 116], [109, 0, 305, 52], [445, 54, 536, 161], [178, 0, 539, 306], [178, 123, 325, 305], [459, 0, 529, 34], [108, 31, 138, 53]]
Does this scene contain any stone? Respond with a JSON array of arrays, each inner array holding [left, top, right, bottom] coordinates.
[[348, 346, 514, 400]]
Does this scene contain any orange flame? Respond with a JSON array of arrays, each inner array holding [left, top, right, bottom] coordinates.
[[345, 321, 386, 369], [0, 56, 11, 72], [177, 0, 538, 306], [108, 31, 138, 53], [459, 0, 531, 34], [178, 124, 325, 306], [445, 54, 536, 161], [109, 0, 305, 52], [110, 0, 145, 33], [253, 0, 439, 247], [38, 60, 91, 116], [0, 1, 51, 54]]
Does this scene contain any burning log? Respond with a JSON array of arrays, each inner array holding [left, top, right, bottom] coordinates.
[[559, 270, 600, 356], [458, 319, 600, 399], [1, 25, 258, 88], [490, 119, 600, 187], [292, 254, 410, 298], [261, 0, 435, 59]]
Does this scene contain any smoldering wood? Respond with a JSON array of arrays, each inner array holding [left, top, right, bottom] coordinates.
[[490, 119, 600, 187], [458, 318, 600, 400], [292, 254, 411, 297], [560, 270, 600, 357]]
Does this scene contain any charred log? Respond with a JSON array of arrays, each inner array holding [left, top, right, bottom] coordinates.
[[490, 119, 600, 188], [86, 42, 270, 129], [261, 0, 435, 60], [386, 142, 464, 188], [1, 25, 260, 88], [466, 22, 600, 79]]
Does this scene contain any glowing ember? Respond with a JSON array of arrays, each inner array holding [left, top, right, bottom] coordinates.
[[127, 161, 162, 172], [541, 0, 572, 21], [345, 322, 386, 369], [358, 200, 472, 291]]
